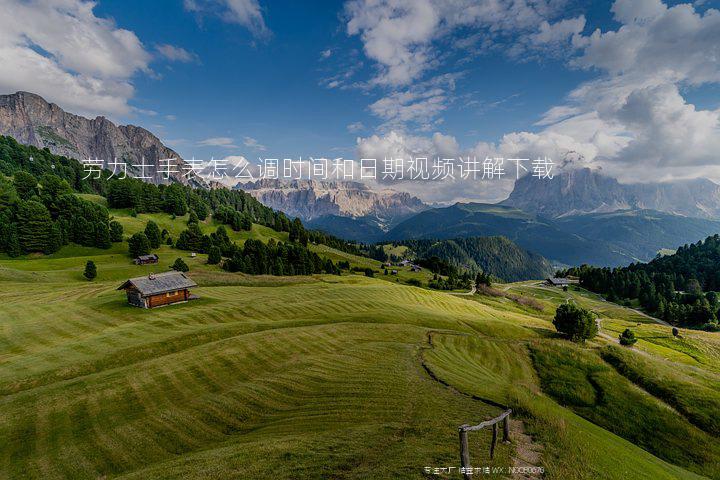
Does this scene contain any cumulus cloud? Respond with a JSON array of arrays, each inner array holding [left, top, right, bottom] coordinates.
[[0, 0, 151, 116], [184, 0, 270, 38]]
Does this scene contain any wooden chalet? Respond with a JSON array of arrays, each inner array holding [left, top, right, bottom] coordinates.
[[546, 277, 570, 287], [134, 254, 159, 265], [117, 271, 198, 309]]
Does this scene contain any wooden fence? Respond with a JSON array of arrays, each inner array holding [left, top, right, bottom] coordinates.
[[458, 409, 512, 479]]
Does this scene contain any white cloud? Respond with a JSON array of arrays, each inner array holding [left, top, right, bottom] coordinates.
[[0, 0, 151, 116], [243, 136, 266, 151], [347, 122, 365, 133], [320, 49, 332, 59], [197, 136, 238, 148], [165, 114, 177, 121], [184, 0, 270, 38], [156, 44, 199, 63]]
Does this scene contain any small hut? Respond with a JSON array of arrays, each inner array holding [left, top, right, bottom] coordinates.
[[133, 254, 159, 265], [117, 271, 197, 308]]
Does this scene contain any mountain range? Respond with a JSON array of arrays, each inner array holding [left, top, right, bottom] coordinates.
[[1, 90, 718, 270], [237, 179, 427, 238], [0, 91, 202, 187], [502, 167, 720, 219]]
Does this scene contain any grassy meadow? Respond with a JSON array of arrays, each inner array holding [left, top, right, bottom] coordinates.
[[1, 208, 719, 479]]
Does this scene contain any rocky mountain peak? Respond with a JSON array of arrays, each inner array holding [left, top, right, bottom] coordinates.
[[0, 91, 203, 187]]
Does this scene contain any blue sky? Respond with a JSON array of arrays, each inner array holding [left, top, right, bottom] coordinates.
[[2, 0, 720, 202]]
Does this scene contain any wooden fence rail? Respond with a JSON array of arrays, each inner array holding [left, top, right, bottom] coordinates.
[[458, 409, 512, 479]]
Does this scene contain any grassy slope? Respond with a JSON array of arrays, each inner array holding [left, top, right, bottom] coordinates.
[[1, 211, 719, 479]]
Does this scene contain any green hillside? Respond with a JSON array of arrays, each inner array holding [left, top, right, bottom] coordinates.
[[555, 209, 720, 262], [2, 208, 720, 478], [391, 236, 553, 282], [384, 202, 627, 266]]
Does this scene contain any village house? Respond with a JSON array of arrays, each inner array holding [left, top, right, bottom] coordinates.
[[546, 277, 570, 287], [117, 271, 198, 309], [133, 254, 159, 265]]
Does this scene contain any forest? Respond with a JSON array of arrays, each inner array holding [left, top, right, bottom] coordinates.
[[562, 235, 720, 329]]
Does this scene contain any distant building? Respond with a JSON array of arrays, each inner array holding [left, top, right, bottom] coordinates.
[[133, 254, 159, 265], [391, 269, 398, 275], [117, 271, 198, 309], [546, 277, 570, 287], [399, 259, 412, 266], [411, 265, 422, 272]]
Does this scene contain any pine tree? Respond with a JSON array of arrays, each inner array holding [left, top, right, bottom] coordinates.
[[128, 232, 150, 258], [83, 260, 97, 280], [172, 257, 189, 272], [109, 221, 124, 242], [144, 220, 162, 249], [207, 246, 221, 265]]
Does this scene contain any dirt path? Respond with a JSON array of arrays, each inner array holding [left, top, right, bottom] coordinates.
[[420, 331, 544, 478]]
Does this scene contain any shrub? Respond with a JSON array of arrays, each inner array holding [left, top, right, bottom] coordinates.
[[364, 268, 374, 277], [619, 328, 637, 346], [553, 303, 598, 342], [83, 260, 97, 280], [171, 257, 189, 272], [406, 278, 422, 287]]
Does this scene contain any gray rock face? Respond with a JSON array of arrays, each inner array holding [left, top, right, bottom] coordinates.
[[237, 179, 427, 228], [502, 167, 720, 219], [0, 91, 203, 186]]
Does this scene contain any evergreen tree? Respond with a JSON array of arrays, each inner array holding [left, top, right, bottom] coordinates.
[[188, 210, 199, 225], [619, 328, 637, 346], [207, 246, 222, 265], [83, 260, 97, 280], [172, 257, 189, 272], [128, 232, 150, 258], [13, 171, 38, 200], [16, 200, 55, 253], [109, 221, 124, 242], [553, 303, 598, 342], [144, 220, 162, 249]]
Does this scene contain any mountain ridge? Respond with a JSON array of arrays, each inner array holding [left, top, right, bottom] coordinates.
[[0, 91, 203, 187]]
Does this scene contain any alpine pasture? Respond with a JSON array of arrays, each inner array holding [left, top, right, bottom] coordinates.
[[1, 209, 719, 479]]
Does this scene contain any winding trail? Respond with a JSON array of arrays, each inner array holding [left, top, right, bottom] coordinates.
[[420, 330, 544, 479]]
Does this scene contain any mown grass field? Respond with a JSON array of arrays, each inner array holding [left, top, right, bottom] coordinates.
[[1, 211, 719, 479]]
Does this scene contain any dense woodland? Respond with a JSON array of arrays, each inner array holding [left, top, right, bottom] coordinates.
[[562, 235, 720, 329], [0, 136, 354, 274]]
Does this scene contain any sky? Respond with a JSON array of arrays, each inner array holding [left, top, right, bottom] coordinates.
[[0, 0, 719, 203]]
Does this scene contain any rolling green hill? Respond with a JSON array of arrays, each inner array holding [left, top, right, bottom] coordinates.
[[394, 236, 553, 282], [2, 240, 719, 479], [555, 209, 720, 262], [385, 203, 626, 266]]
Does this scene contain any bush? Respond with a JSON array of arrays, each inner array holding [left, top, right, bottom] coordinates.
[[364, 268, 374, 277], [128, 232, 150, 258], [171, 257, 189, 272], [619, 328, 637, 346], [406, 278, 422, 287], [553, 303, 598, 342], [83, 260, 97, 280]]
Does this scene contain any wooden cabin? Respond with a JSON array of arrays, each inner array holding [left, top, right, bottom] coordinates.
[[117, 271, 197, 309], [546, 277, 570, 287], [134, 254, 159, 265]]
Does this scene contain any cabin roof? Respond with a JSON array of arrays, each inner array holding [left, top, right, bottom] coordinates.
[[547, 277, 570, 285], [117, 271, 197, 296], [135, 254, 159, 261]]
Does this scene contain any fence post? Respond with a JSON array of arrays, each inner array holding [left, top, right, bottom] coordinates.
[[459, 425, 471, 480], [503, 414, 511, 443], [490, 423, 498, 459]]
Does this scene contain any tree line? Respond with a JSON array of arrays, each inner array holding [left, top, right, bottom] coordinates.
[[561, 235, 720, 330]]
